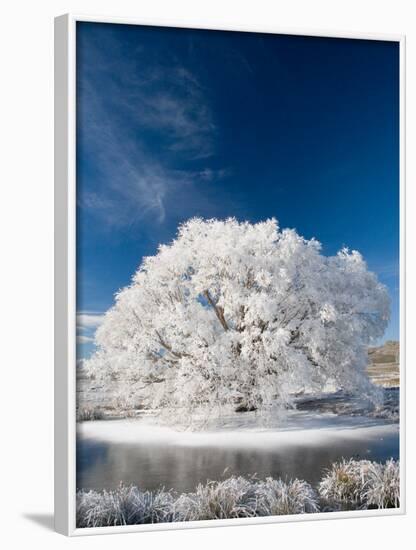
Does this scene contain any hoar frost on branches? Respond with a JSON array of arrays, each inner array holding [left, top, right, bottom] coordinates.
[[86, 218, 390, 418]]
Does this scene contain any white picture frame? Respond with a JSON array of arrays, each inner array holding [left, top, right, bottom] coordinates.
[[54, 13, 406, 536]]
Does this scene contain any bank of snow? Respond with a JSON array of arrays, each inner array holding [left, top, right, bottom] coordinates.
[[77, 407, 398, 450]]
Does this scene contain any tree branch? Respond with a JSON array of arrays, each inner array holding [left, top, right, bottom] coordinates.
[[204, 290, 229, 331], [155, 330, 191, 359]]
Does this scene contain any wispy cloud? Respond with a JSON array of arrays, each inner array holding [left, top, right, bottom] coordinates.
[[77, 335, 94, 344], [128, 66, 216, 159], [77, 313, 104, 329], [77, 29, 225, 228], [76, 312, 104, 345]]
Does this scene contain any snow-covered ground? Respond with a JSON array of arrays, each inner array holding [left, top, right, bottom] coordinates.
[[78, 406, 398, 448]]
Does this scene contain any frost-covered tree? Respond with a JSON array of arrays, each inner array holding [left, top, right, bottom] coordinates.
[[86, 218, 390, 416]]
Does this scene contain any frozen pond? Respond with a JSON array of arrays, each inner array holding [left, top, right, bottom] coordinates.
[[77, 391, 399, 493]]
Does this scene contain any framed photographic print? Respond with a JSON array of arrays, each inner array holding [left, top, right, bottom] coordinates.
[[54, 14, 405, 536]]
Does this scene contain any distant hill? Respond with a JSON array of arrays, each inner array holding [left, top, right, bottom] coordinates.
[[367, 341, 399, 387]]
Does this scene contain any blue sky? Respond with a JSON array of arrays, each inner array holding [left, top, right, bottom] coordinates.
[[76, 23, 400, 357]]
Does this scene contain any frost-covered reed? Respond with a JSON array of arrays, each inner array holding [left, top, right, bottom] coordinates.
[[172, 476, 317, 521], [319, 458, 400, 509], [77, 476, 318, 527], [174, 476, 259, 521], [255, 478, 319, 516], [361, 459, 400, 508], [76, 485, 176, 527], [77, 461, 399, 528]]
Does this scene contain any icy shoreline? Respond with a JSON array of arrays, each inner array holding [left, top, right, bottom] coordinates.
[[77, 408, 399, 449]]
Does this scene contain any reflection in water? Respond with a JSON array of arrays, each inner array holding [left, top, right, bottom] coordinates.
[[77, 428, 399, 493]]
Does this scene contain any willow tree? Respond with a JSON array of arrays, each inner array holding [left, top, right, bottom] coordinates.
[[86, 218, 389, 417]]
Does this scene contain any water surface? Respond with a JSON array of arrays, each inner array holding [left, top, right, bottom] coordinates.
[[77, 407, 399, 493]]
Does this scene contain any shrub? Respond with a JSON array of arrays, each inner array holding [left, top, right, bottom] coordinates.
[[76, 406, 105, 422], [319, 459, 367, 504], [256, 478, 319, 516], [362, 459, 400, 508], [77, 484, 133, 527], [122, 487, 176, 524], [175, 476, 259, 521], [76, 484, 175, 527], [319, 459, 400, 509]]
